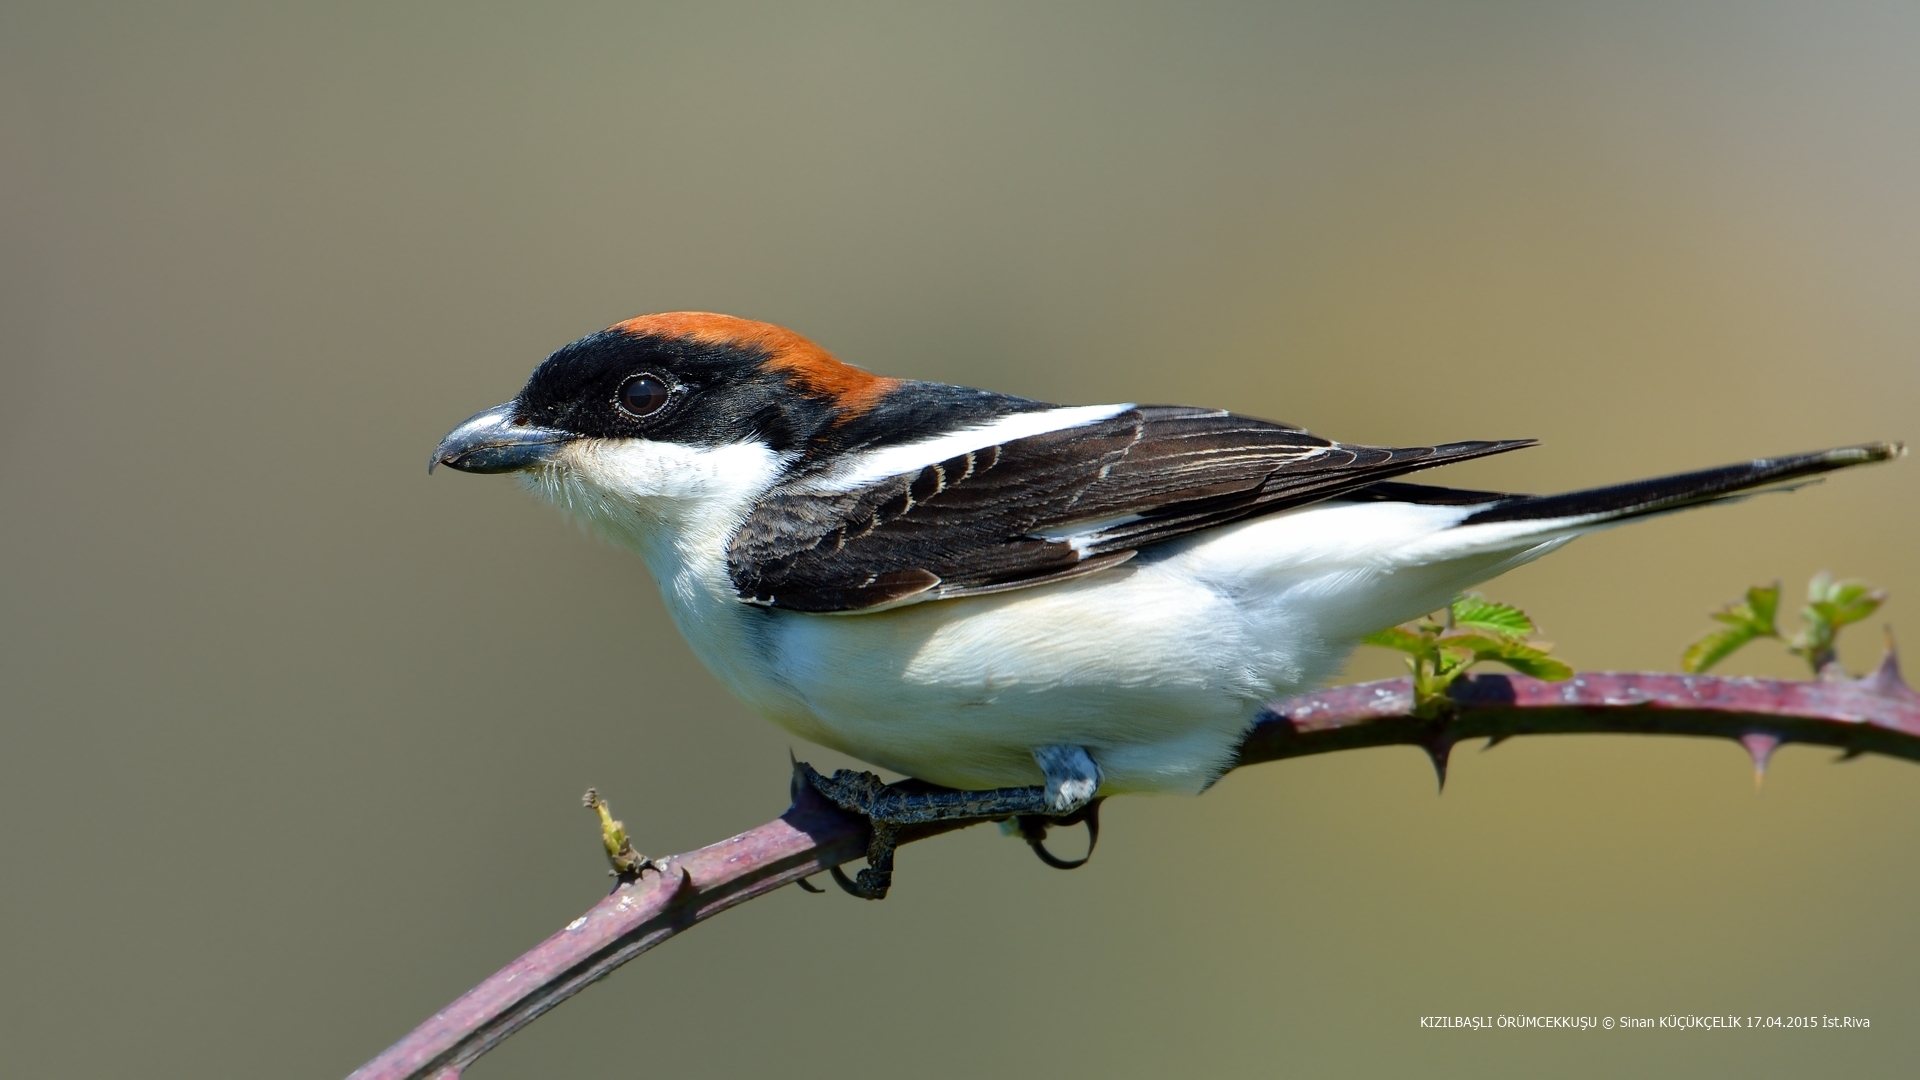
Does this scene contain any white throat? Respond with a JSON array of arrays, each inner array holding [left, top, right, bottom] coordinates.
[[523, 437, 787, 649]]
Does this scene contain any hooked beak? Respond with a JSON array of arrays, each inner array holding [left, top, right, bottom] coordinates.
[[430, 403, 572, 474]]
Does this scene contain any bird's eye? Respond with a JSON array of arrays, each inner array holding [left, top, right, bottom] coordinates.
[[615, 373, 672, 419]]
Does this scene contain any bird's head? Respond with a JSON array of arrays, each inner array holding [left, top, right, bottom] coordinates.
[[431, 312, 902, 547]]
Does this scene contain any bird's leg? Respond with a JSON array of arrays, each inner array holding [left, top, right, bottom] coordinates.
[[1033, 744, 1102, 813], [794, 747, 1107, 899], [1014, 745, 1105, 868]]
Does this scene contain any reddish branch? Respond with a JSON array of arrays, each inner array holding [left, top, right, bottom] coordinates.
[[348, 651, 1920, 1080]]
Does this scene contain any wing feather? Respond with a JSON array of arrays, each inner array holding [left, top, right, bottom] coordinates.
[[728, 405, 1529, 612]]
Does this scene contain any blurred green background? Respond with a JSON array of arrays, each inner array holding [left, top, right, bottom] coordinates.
[[3, 2, 1917, 1076]]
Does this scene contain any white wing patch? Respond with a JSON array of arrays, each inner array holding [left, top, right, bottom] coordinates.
[[1037, 512, 1148, 556], [803, 403, 1135, 492]]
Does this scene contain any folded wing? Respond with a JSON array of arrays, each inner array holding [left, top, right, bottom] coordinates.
[[726, 405, 1533, 612]]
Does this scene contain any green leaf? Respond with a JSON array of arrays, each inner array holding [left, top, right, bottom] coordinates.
[[1368, 592, 1578, 713], [1449, 594, 1537, 638], [1808, 581, 1885, 630], [1495, 652, 1575, 681], [1682, 623, 1767, 673], [1682, 582, 1780, 672], [1790, 623, 1835, 666], [1790, 572, 1883, 671], [1437, 631, 1572, 681], [1434, 630, 1516, 656], [1742, 583, 1780, 634], [1707, 583, 1779, 634], [1362, 626, 1436, 658]]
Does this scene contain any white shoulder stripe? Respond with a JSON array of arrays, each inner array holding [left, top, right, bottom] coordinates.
[[804, 403, 1136, 492]]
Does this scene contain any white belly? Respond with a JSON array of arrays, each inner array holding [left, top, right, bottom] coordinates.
[[754, 557, 1297, 794], [683, 499, 1563, 795]]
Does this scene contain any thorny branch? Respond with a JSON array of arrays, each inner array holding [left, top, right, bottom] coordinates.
[[348, 645, 1920, 1080]]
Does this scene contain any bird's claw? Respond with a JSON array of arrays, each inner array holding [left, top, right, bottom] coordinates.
[[1012, 799, 1103, 870], [792, 760, 1101, 899]]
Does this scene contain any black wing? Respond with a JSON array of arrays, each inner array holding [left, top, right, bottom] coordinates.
[[728, 406, 1531, 612]]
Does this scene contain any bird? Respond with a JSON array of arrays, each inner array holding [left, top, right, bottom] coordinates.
[[432, 312, 1899, 892]]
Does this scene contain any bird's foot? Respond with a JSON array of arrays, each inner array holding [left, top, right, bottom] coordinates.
[[1006, 799, 1104, 870], [793, 759, 1104, 900]]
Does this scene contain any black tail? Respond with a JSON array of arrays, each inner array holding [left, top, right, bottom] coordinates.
[[1458, 442, 1903, 526]]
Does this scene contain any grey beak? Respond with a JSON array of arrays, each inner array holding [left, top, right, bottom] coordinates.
[[430, 403, 571, 474]]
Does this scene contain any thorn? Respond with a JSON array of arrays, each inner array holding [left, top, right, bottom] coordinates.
[[1835, 746, 1867, 763], [1422, 738, 1453, 793], [795, 876, 825, 893], [1739, 733, 1780, 791], [1482, 733, 1512, 752], [669, 865, 696, 899], [1857, 629, 1918, 702]]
